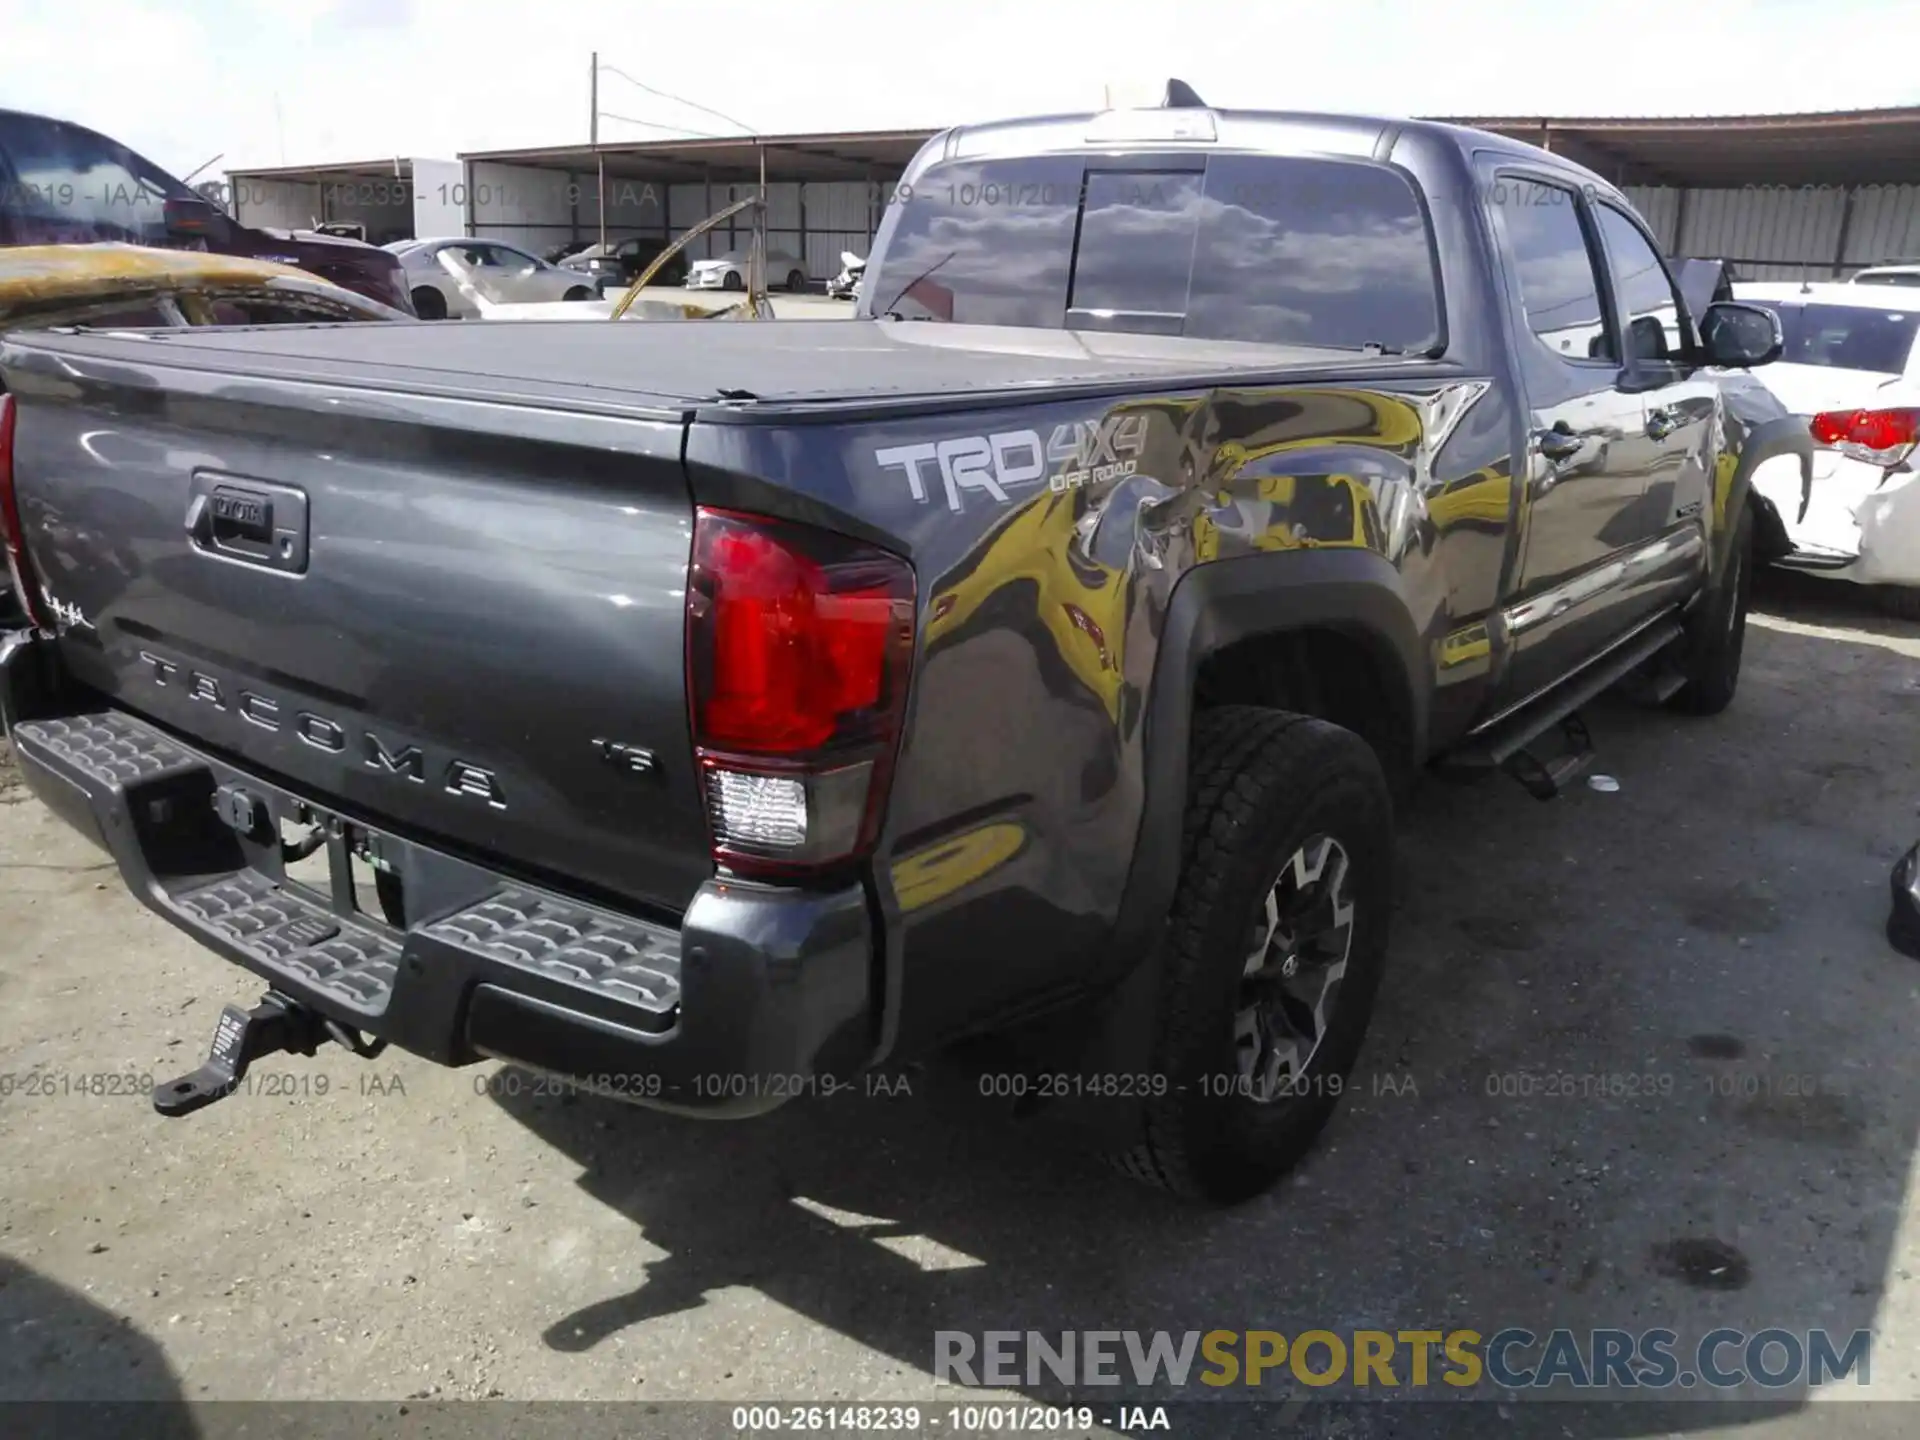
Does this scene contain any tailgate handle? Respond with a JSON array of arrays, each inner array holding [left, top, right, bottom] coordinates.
[[186, 474, 310, 575]]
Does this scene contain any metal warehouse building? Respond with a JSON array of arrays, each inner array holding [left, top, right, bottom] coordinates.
[[229, 106, 1920, 278], [455, 130, 928, 279], [221, 157, 468, 245]]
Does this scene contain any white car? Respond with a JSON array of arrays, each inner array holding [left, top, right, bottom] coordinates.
[[1851, 263, 1920, 290], [1737, 281, 1920, 617], [685, 248, 809, 293], [392, 237, 599, 319]]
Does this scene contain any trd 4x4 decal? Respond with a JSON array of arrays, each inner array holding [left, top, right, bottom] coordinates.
[[875, 414, 1149, 512]]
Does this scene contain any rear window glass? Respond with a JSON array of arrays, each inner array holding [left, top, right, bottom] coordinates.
[[1743, 301, 1920, 374], [1070, 171, 1204, 328], [865, 157, 1082, 328], [0, 113, 188, 245], [864, 154, 1441, 352]]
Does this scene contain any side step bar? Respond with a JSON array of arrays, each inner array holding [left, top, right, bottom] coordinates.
[[1441, 616, 1686, 796]]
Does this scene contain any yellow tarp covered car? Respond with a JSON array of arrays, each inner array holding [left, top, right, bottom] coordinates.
[[0, 244, 408, 330]]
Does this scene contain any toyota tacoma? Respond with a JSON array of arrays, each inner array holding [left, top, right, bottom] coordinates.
[[0, 88, 1804, 1202]]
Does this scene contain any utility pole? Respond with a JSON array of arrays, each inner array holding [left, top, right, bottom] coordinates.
[[591, 51, 606, 250], [756, 141, 768, 303]]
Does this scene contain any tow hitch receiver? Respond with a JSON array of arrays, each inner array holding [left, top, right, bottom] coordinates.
[[152, 991, 385, 1117]]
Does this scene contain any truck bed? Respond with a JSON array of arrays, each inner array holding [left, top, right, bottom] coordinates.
[[11, 317, 1451, 417]]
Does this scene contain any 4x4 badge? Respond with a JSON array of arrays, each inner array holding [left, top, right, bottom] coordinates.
[[875, 414, 1149, 512]]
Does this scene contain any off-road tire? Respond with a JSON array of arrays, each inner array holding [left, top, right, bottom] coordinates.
[[1667, 502, 1753, 716], [1877, 587, 1920, 623], [410, 286, 448, 320], [1110, 707, 1393, 1203]]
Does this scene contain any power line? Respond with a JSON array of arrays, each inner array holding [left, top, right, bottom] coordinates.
[[595, 110, 729, 140], [595, 62, 756, 136]]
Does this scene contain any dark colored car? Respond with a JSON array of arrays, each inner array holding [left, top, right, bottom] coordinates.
[[0, 108, 414, 315], [561, 235, 689, 292], [0, 90, 1805, 1204]]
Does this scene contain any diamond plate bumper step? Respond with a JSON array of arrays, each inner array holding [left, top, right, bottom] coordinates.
[[8, 707, 682, 1039]]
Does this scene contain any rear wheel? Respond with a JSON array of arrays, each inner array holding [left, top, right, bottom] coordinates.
[[410, 286, 447, 320], [1668, 502, 1753, 716], [1110, 707, 1393, 1203], [786, 269, 807, 293], [563, 286, 593, 302]]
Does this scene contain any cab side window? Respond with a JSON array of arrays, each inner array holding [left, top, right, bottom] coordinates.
[[1595, 205, 1692, 363], [1489, 178, 1615, 364]]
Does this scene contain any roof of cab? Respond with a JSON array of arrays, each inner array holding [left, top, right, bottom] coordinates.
[[924, 94, 1618, 200]]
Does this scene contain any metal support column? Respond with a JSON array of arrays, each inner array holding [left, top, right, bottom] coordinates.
[[591, 51, 606, 250], [1831, 187, 1858, 279]]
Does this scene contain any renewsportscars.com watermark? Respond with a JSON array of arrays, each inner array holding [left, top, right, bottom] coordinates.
[[935, 1328, 1872, 1392]]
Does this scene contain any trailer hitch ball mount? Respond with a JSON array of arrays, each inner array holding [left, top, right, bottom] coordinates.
[[152, 990, 386, 1117]]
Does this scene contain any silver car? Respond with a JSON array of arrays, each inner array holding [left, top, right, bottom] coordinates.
[[393, 238, 599, 319]]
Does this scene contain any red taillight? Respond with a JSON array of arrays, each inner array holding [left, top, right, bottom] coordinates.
[[687, 507, 915, 878], [0, 393, 50, 630], [1809, 410, 1854, 446], [1809, 406, 1920, 466]]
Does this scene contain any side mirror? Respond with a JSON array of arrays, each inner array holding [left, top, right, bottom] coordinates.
[[1698, 301, 1783, 368], [1627, 314, 1669, 361]]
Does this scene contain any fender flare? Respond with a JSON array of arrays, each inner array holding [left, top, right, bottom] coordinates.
[[1062, 549, 1426, 1100], [1724, 413, 1811, 569]]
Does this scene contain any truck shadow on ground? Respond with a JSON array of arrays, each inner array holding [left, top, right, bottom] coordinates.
[[489, 608, 1920, 1440], [0, 1255, 198, 1436]]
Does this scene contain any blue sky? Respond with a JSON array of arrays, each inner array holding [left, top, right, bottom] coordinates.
[[4, 0, 1917, 178]]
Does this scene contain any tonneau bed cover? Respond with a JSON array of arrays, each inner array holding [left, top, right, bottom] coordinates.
[[6, 317, 1453, 417]]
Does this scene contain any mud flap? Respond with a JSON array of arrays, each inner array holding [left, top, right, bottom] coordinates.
[[1891, 843, 1920, 962]]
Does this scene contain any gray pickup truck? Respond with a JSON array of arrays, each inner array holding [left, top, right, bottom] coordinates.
[[0, 90, 1806, 1203]]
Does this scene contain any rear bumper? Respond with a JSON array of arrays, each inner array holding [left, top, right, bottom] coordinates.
[[0, 637, 876, 1116], [1752, 451, 1920, 588]]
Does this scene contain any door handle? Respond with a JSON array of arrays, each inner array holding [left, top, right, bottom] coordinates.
[[1646, 408, 1679, 441], [185, 473, 310, 574]]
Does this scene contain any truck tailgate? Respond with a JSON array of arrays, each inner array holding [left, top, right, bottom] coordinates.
[[2, 338, 712, 916]]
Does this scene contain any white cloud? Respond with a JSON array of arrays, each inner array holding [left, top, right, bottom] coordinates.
[[2, 0, 1916, 177]]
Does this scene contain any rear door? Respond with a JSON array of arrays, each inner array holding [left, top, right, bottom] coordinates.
[[1589, 202, 1718, 606], [465, 241, 541, 300], [1482, 168, 1669, 703]]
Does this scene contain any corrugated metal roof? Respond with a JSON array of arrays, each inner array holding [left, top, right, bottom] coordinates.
[[1444, 108, 1920, 186], [226, 158, 422, 183], [447, 107, 1920, 189], [459, 131, 934, 182]]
